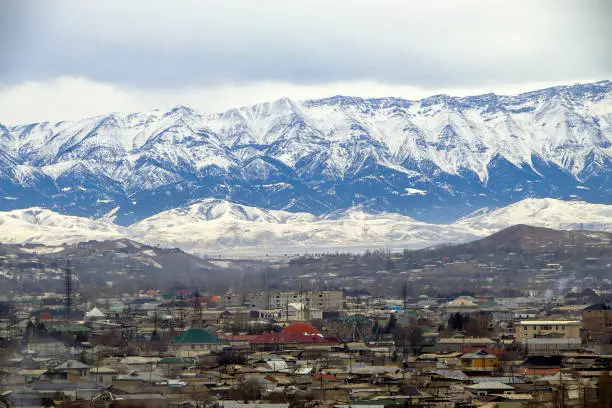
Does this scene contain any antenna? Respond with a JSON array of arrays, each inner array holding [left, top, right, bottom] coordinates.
[[192, 288, 202, 328], [64, 260, 73, 321], [152, 307, 159, 340]]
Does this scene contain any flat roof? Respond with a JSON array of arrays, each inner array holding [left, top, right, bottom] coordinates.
[[518, 320, 580, 325]]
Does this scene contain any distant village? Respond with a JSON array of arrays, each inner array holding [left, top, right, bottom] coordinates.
[[1, 261, 612, 408]]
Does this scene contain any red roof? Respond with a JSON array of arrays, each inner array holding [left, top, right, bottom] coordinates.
[[39, 311, 53, 320], [222, 332, 337, 344], [282, 322, 321, 336], [254, 332, 333, 343]]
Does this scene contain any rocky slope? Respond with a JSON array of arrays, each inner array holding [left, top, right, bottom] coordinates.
[[1, 81, 610, 224]]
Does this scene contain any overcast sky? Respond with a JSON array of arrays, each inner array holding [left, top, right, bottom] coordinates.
[[1, 0, 611, 124]]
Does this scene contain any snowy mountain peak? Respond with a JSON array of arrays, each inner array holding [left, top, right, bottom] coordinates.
[[180, 198, 282, 222], [455, 198, 612, 232], [1, 81, 612, 224]]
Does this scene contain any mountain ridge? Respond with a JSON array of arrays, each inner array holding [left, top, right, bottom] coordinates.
[[0, 197, 611, 256], [1, 80, 611, 224]]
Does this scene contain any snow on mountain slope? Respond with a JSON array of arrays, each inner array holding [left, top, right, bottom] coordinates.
[[130, 198, 318, 226], [0, 198, 611, 255], [127, 198, 612, 254], [1, 81, 611, 224], [455, 198, 612, 232], [0, 208, 125, 245], [127, 198, 479, 254]]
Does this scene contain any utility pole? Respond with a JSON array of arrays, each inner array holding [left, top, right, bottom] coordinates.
[[64, 261, 73, 321], [152, 308, 159, 340], [320, 375, 326, 403], [7, 301, 17, 340], [192, 289, 202, 328]]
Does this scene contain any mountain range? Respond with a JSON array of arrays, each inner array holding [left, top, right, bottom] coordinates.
[[1, 198, 611, 256], [1, 81, 611, 225]]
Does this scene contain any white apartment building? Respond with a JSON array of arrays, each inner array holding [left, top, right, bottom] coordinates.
[[222, 290, 343, 311]]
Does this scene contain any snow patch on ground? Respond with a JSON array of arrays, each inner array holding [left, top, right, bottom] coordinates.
[[404, 188, 427, 196]]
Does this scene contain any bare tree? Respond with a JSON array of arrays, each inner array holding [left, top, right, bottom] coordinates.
[[230, 377, 265, 402]]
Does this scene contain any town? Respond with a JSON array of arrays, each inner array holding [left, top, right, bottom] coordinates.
[[2, 0, 611, 407], [1, 255, 612, 408]]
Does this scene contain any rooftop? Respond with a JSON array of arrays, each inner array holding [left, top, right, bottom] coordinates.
[[518, 320, 581, 325], [54, 360, 91, 370], [172, 328, 221, 344]]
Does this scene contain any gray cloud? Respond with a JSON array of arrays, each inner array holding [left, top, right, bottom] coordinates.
[[1, 0, 611, 91]]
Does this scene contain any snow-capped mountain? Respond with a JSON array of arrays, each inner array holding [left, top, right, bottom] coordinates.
[[127, 198, 481, 254], [454, 198, 612, 232], [1, 198, 611, 256], [0, 207, 125, 246], [1, 81, 611, 224]]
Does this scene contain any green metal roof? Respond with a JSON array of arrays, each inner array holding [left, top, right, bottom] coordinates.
[[172, 328, 221, 344]]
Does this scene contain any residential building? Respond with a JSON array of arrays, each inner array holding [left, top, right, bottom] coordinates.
[[89, 367, 118, 386], [445, 297, 479, 314], [582, 303, 612, 341], [169, 328, 223, 357], [222, 291, 343, 311], [460, 350, 499, 370], [515, 320, 582, 353]]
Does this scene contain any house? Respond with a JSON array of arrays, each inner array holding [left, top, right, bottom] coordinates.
[[49, 360, 91, 380], [460, 349, 499, 369], [85, 307, 106, 321], [466, 381, 515, 397], [582, 303, 612, 341], [115, 370, 167, 384], [283, 302, 323, 321], [435, 337, 497, 352], [119, 356, 161, 371], [89, 366, 118, 386], [446, 297, 479, 314], [170, 328, 222, 357], [519, 355, 563, 377], [30, 380, 108, 401], [515, 320, 582, 353]]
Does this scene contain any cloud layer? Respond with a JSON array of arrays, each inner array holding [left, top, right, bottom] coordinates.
[[1, 0, 610, 124]]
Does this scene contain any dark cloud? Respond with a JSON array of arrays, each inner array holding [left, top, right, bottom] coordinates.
[[1, 0, 611, 90]]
